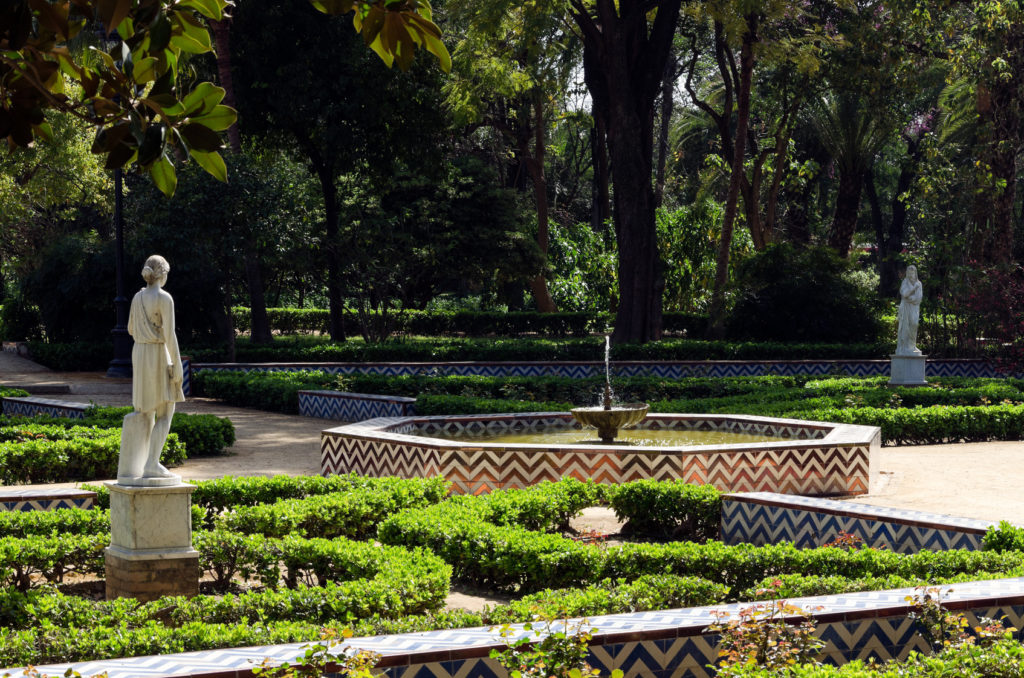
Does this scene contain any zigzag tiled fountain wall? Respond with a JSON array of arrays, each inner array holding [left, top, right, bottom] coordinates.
[[322, 413, 881, 496], [721, 492, 1000, 553]]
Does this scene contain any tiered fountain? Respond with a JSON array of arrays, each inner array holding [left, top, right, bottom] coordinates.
[[570, 337, 648, 442]]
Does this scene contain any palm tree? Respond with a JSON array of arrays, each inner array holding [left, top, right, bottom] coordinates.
[[809, 92, 894, 258]]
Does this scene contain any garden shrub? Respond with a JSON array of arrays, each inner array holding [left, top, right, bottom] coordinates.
[[718, 638, 1024, 677], [77, 406, 236, 456], [0, 507, 110, 538], [725, 244, 885, 344], [485, 574, 729, 624], [0, 534, 107, 591], [607, 479, 721, 540], [186, 335, 890, 364], [218, 481, 452, 540], [0, 429, 185, 483]]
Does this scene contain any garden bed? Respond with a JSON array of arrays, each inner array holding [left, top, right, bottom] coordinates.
[[5, 476, 1024, 670]]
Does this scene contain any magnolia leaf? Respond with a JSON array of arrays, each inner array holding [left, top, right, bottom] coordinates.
[[170, 32, 209, 54], [190, 149, 227, 182], [180, 122, 223, 151], [149, 156, 177, 196], [361, 6, 386, 46], [367, 33, 395, 67], [190, 104, 237, 131], [181, 82, 226, 117], [137, 123, 167, 166], [179, 0, 224, 21], [133, 56, 158, 83], [311, 0, 356, 13]]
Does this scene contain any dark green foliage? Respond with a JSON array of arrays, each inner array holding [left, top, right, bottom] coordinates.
[[19, 234, 116, 342], [230, 308, 709, 338], [87, 473, 450, 526], [0, 297, 42, 341], [0, 424, 185, 483], [74, 406, 236, 457], [486, 575, 729, 624], [0, 533, 107, 590], [0, 507, 110, 538], [717, 638, 1024, 677], [725, 244, 885, 344], [218, 482, 451, 539], [378, 484, 1024, 594], [186, 335, 891, 364], [795, 404, 1024, 445], [0, 407, 234, 458], [608, 480, 722, 540], [982, 522, 1024, 552], [23, 341, 111, 371]]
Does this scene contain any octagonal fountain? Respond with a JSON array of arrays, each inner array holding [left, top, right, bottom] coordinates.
[[322, 336, 880, 496], [321, 411, 880, 496]]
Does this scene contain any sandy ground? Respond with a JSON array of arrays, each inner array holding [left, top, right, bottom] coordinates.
[[3, 349, 1024, 609]]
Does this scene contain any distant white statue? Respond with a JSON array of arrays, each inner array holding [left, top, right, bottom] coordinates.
[[895, 265, 923, 356], [117, 255, 185, 484]]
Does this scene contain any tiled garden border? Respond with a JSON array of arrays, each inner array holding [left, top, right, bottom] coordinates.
[[298, 390, 416, 421], [7, 577, 1024, 677], [193, 357, 1012, 380], [322, 413, 880, 496], [721, 492, 1001, 553], [1, 396, 88, 419], [0, 487, 96, 511]]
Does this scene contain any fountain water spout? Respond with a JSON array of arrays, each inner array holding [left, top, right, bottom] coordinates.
[[571, 335, 648, 442]]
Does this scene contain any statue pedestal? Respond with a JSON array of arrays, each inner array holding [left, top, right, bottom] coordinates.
[[104, 482, 199, 601], [889, 353, 927, 387]]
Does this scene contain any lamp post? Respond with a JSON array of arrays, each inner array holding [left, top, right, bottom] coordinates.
[[106, 167, 132, 378]]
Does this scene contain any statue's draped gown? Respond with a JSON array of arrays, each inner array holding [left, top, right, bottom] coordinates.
[[128, 288, 185, 412]]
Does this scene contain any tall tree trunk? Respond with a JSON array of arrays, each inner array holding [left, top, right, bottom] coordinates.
[[210, 19, 242, 154], [707, 16, 757, 339], [972, 79, 1019, 264], [654, 58, 676, 209], [574, 0, 681, 344], [828, 167, 864, 257], [212, 17, 273, 344], [309, 153, 346, 342], [522, 96, 557, 312], [590, 105, 611, 233]]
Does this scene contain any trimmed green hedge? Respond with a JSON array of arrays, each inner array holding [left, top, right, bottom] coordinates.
[[187, 335, 892, 364], [0, 425, 186, 483], [378, 490, 1024, 594], [608, 479, 721, 540], [0, 407, 235, 458], [720, 638, 1024, 677]]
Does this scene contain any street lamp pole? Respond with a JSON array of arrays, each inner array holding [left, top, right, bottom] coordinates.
[[106, 167, 132, 378]]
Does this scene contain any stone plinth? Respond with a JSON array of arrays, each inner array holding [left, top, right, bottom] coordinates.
[[889, 353, 927, 386], [105, 482, 199, 601]]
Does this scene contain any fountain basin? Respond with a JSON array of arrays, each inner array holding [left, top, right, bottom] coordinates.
[[322, 412, 880, 496], [571, 403, 649, 442]]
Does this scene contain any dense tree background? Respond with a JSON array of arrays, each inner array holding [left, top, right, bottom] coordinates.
[[3, 0, 1023, 351]]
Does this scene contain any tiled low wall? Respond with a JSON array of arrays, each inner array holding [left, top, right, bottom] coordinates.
[[1, 396, 88, 419], [7, 577, 1024, 677], [721, 492, 999, 553], [0, 488, 96, 511], [298, 390, 416, 421], [322, 413, 880, 496], [194, 358, 1011, 379], [181, 356, 191, 397]]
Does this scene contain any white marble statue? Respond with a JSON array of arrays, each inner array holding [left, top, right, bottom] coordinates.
[[895, 265, 923, 356], [117, 255, 185, 484]]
